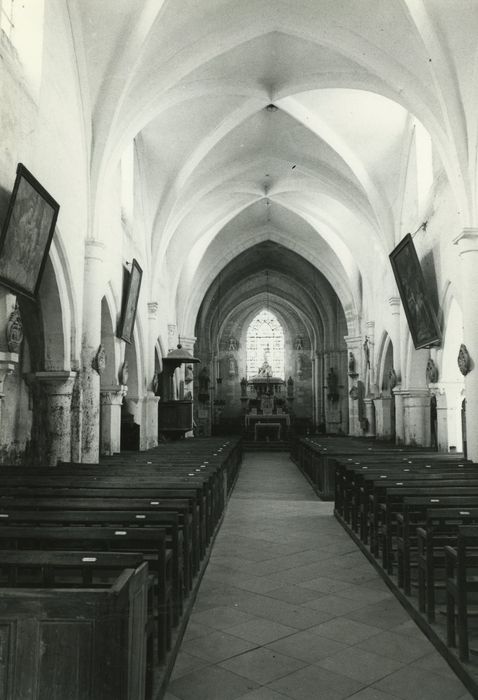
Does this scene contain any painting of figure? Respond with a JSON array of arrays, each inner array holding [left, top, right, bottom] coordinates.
[[389, 233, 441, 349], [0, 164, 59, 299], [118, 258, 143, 343]]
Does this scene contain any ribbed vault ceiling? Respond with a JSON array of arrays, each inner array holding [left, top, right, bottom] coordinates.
[[70, 0, 478, 334]]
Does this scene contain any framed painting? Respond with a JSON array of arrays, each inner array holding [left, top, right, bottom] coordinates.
[[118, 258, 143, 343], [389, 233, 441, 349], [0, 163, 59, 300]]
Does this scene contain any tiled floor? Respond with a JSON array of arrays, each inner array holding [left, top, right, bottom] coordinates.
[[166, 452, 474, 700]]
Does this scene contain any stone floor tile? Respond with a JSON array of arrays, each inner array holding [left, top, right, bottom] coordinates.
[[226, 618, 296, 645], [219, 647, 307, 684], [344, 600, 410, 630], [182, 620, 215, 642], [373, 664, 469, 700], [166, 451, 472, 700], [336, 585, 394, 604], [268, 664, 366, 700], [342, 688, 404, 700], [316, 646, 404, 683], [389, 619, 425, 638], [302, 593, 370, 615], [230, 576, 284, 594], [266, 630, 349, 663], [311, 617, 382, 645], [236, 687, 295, 700], [182, 630, 259, 663], [263, 584, 324, 605], [298, 575, 354, 594], [170, 650, 210, 680], [189, 605, 255, 631], [358, 629, 435, 664], [234, 593, 335, 629], [168, 664, 260, 700], [409, 650, 459, 678]]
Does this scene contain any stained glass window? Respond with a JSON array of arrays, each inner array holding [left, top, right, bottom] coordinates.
[[246, 309, 285, 379]]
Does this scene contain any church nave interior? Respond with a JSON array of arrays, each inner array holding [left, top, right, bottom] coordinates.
[[1, 1, 478, 698]]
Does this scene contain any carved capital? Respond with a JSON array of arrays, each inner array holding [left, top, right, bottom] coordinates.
[[34, 371, 77, 396], [100, 384, 128, 406], [147, 301, 159, 319]]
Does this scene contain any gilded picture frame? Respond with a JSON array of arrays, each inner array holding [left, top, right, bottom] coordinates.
[[0, 163, 59, 300], [118, 258, 143, 343], [389, 233, 441, 349]]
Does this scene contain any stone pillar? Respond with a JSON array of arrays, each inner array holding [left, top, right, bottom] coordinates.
[[393, 388, 406, 444], [454, 228, 478, 460], [429, 382, 464, 453], [35, 371, 77, 465], [0, 353, 18, 439], [389, 297, 401, 376], [363, 397, 376, 437], [140, 393, 160, 450], [146, 301, 160, 448], [80, 240, 104, 462], [403, 388, 431, 447], [344, 335, 362, 436], [100, 385, 127, 455], [374, 396, 394, 440]]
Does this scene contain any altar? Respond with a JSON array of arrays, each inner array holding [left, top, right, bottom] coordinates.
[[245, 413, 291, 441], [242, 363, 291, 440]]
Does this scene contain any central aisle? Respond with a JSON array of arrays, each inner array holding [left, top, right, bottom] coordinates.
[[166, 452, 471, 700]]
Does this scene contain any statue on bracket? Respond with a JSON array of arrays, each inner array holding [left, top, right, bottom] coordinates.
[[228, 336, 238, 352], [152, 372, 160, 395], [426, 358, 439, 384], [348, 352, 356, 376], [388, 368, 398, 392], [295, 335, 303, 351], [92, 344, 106, 375], [119, 360, 129, 386], [458, 344, 471, 376], [363, 336, 370, 368], [6, 300, 23, 353]]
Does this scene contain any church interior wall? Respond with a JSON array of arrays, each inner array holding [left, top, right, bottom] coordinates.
[[0, 2, 477, 461]]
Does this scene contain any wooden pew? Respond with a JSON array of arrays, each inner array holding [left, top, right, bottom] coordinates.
[[0, 525, 173, 662], [0, 491, 197, 588], [0, 507, 185, 617], [416, 507, 478, 622], [446, 526, 478, 661], [0, 561, 149, 700]]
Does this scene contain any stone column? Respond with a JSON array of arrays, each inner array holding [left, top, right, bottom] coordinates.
[[140, 393, 160, 450], [393, 387, 406, 444], [145, 301, 160, 448], [80, 240, 104, 462], [429, 382, 464, 453], [35, 371, 77, 465], [402, 388, 431, 447], [344, 335, 362, 436], [389, 297, 401, 376], [374, 396, 394, 440], [454, 228, 478, 460], [100, 385, 127, 455], [363, 397, 376, 437], [0, 353, 18, 440]]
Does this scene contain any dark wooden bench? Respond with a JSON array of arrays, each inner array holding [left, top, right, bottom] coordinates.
[[445, 526, 478, 661], [0, 525, 173, 662], [0, 560, 149, 700], [415, 508, 478, 622]]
